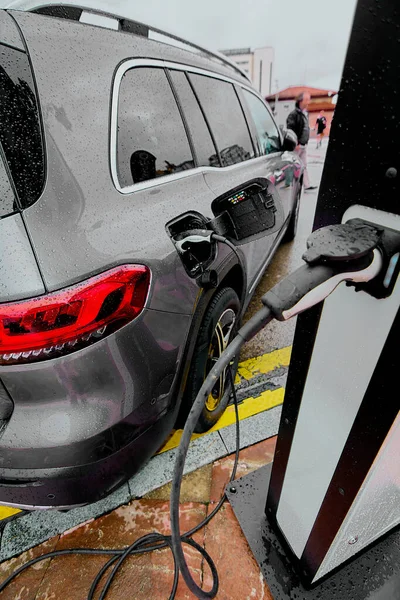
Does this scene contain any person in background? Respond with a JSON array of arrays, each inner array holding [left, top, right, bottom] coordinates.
[[286, 92, 317, 191], [315, 110, 327, 149]]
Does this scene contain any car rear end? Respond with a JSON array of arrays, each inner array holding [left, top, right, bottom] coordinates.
[[0, 10, 193, 509]]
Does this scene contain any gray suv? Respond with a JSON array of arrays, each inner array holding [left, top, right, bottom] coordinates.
[[0, 3, 302, 509]]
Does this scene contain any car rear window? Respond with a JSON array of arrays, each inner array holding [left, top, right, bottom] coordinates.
[[0, 44, 45, 210], [116, 67, 194, 187]]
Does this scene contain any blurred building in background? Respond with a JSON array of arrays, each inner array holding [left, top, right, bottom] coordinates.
[[266, 86, 337, 136], [220, 46, 274, 97]]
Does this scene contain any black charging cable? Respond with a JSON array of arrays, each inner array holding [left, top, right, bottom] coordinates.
[[0, 365, 243, 600], [212, 233, 241, 262], [170, 308, 273, 599]]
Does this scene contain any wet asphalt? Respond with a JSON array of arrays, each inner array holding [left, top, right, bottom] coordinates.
[[240, 141, 327, 360]]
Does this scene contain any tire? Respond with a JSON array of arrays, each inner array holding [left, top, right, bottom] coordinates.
[[283, 184, 301, 242], [182, 287, 240, 433]]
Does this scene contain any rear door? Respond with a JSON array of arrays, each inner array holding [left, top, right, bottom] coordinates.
[[187, 72, 290, 287]]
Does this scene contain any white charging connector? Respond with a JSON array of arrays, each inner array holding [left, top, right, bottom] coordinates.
[[282, 248, 383, 320]]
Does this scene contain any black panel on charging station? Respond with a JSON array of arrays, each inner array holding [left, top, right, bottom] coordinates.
[[268, 0, 400, 540]]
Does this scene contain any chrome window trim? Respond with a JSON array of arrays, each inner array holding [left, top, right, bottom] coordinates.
[[110, 58, 281, 194]]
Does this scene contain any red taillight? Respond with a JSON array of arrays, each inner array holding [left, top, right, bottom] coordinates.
[[0, 265, 150, 365]]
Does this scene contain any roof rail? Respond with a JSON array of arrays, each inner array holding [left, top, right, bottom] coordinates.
[[7, 1, 251, 82]]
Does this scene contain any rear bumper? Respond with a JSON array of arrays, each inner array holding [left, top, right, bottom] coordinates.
[[0, 308, 191, 508], [0, 410, 175, 509]]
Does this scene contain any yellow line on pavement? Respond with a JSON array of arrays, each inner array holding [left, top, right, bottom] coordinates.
[[158, 387, 285, 454], [158, 346, 292, 454], [0, 506, 21, 520], [237, 346, 292, 380]]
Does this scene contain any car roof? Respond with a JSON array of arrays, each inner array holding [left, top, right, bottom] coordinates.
[[1, 1, 251, 85]]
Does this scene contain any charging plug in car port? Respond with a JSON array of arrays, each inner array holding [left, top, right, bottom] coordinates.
[[166, 178, 282, 283], [173, 229, 216, 280], [165, 212, 217, 279]]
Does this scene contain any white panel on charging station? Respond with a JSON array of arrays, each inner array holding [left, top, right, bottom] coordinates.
[[314, 412, 400, 581], [276, 206, 400, 562]]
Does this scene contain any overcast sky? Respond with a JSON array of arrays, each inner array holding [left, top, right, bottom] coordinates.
[[7, 0, 358, 92], [88, 0, 357, 92]]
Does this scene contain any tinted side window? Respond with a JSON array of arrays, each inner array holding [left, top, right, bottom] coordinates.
[[0, 45, 44, 208], [189, 74, 254, 167], [242, 90, 281, 155], [0, 148, 17, 217], [117, 67, 193, 186], [168, 69, 216, 168]]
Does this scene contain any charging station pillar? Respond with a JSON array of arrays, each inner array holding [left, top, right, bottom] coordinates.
[[227, 0, 400, 596], [266, 0, 400, 585]]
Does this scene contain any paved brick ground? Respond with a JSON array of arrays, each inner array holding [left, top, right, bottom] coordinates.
[[0, 436, 277, 600]]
